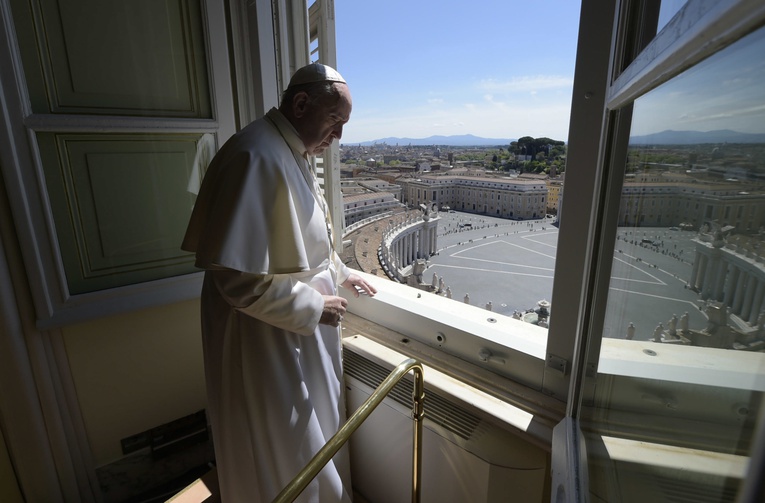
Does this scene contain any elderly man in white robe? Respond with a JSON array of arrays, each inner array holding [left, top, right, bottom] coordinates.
[[182, 63, 376, 502]]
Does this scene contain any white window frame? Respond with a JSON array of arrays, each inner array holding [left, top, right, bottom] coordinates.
[[549, 0, 765, 500], [307, 0, 346, 248]]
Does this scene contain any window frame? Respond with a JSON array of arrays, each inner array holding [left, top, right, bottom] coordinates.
[[547, 1, 765, 500], [341, 0, 765, 461], [576, 0, 765, 404], [546, 0, 765, 408]]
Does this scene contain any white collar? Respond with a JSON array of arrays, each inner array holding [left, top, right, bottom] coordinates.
[[265, 108, 308, 159]]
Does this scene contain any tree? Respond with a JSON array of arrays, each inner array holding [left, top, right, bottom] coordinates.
[[511, 136, 564, 156]]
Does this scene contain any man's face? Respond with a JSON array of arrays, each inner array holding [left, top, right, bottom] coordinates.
[[294, 83, 352, 156]]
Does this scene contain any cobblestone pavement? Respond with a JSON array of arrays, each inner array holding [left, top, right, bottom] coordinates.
[[341, 209, 709, 341]]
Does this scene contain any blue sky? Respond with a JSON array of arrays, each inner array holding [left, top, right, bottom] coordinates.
[[334, 0, 582, 144]]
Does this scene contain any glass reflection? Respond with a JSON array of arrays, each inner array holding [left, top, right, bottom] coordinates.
[[585, 22, 765, 503], [604, 26, 765, 349], [656, 0, 687, 33]]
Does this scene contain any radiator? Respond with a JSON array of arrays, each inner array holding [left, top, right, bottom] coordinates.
[[343, 348, 548, 503]]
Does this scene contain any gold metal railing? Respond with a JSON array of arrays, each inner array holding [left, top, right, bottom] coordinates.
[[273, 358, 425, 503]]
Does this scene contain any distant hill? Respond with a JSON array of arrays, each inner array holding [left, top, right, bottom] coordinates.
[[351, 134, 513, 147], [349, 129, 765, 147], [630, 129, 765, 145]]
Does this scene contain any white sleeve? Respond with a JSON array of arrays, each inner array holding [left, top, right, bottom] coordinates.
[[209, 268, 324, 336], [332, 250, 352, 285]]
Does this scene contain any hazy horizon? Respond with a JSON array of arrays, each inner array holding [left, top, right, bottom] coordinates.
[[335, 2, 765, 147], [340, 129, 765, 148]]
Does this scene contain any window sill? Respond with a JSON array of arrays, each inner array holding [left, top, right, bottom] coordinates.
[[347, 271, 765, 395], [345, 271, 549, 391], [345, 270, 764, 456], [598, 338, 765, 391]]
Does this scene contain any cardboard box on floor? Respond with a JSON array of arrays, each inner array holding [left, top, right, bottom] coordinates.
[[166, 468, 220, 503]]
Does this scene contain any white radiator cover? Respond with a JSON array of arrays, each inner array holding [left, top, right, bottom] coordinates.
[[343, 349, 548, 503]]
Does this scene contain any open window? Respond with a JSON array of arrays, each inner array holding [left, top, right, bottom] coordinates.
[[548, 1, 765, 501], [334, 1, 765, 500]]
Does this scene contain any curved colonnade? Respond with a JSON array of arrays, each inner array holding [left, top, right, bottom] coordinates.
[[690, 233, 765, 325], [378, 215, 439, 283]]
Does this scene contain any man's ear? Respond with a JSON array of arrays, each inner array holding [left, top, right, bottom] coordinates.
[[292, 91, 309, 118]]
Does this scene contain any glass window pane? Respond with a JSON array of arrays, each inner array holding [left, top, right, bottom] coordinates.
[[335, 0, 581, 368], [606, 27, 765, 346], [584, 24, 765, 503], [657, 0, 686, 33]]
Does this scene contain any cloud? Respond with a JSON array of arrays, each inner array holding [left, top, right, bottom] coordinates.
[[681, 103, 765, 125], [483, 94, 506, 107], [633, 87, 765, 135], [339, 74, 576, 143], [342, 97, 572, 144], [478, 75, 573, 93]]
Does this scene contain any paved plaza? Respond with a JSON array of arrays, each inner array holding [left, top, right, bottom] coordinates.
[[426, 211, 709, 341]]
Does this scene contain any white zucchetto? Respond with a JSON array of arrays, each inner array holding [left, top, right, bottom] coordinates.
[[287, 63, 346, 88]]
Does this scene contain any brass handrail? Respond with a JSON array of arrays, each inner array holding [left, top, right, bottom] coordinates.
[[273, 358, 425, 503]]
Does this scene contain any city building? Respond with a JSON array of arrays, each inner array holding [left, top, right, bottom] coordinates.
[[342, 192, 401, 226], [546, 177, 564, 214], [620, 176, 765, 230], [340, 178, 403, 226], [400, 174, 547, 219]]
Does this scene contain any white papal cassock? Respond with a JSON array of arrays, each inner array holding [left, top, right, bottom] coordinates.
[[182, 108, 352, 502]]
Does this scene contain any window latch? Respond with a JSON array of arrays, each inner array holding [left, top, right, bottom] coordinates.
[[478, 348, 505, 365]]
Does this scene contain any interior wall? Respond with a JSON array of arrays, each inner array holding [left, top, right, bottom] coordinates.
[[61, 298, 207, 466], [0, 423, 23, 503]]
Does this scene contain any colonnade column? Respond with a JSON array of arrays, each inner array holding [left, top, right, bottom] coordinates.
[[741, 277, 758, 321], [418, 228, 427, 259], [701, 254, 716, 299], [712, 258, 727, 301], [733, 273, 748, 315], [399, 235, 406, 267], [403, 234, 408, 264], [418, 219, 438, 258], [724, 266, 740, 307], [689, 250, 702, 289], [749, 280, 765, 324]]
